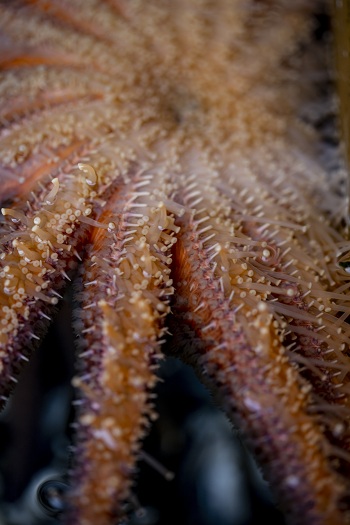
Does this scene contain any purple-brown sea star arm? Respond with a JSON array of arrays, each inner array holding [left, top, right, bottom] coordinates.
[[172, 236, 346, 525], [166, 141, 350, 523], [0, 168, 97, 405], [66, 162, 184, 524], [170, 208, 347, 524]]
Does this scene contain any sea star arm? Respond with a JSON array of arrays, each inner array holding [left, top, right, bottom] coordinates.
[[0, 168, 97, 405], [168, 145, 350, 524], [172, 231, 346, 525], [66, 164, 183, 524]]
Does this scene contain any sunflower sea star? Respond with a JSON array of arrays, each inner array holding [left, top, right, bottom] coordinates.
[[0, 1, 350, 524]]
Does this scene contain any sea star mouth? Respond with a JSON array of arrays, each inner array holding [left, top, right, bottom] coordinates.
[[0, 1, 350, 524]]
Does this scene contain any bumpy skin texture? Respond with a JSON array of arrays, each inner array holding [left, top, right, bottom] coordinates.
[[0, 1, 350, 524]]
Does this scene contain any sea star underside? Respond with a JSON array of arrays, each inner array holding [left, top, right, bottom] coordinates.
[[0, 1, 350, 524]]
